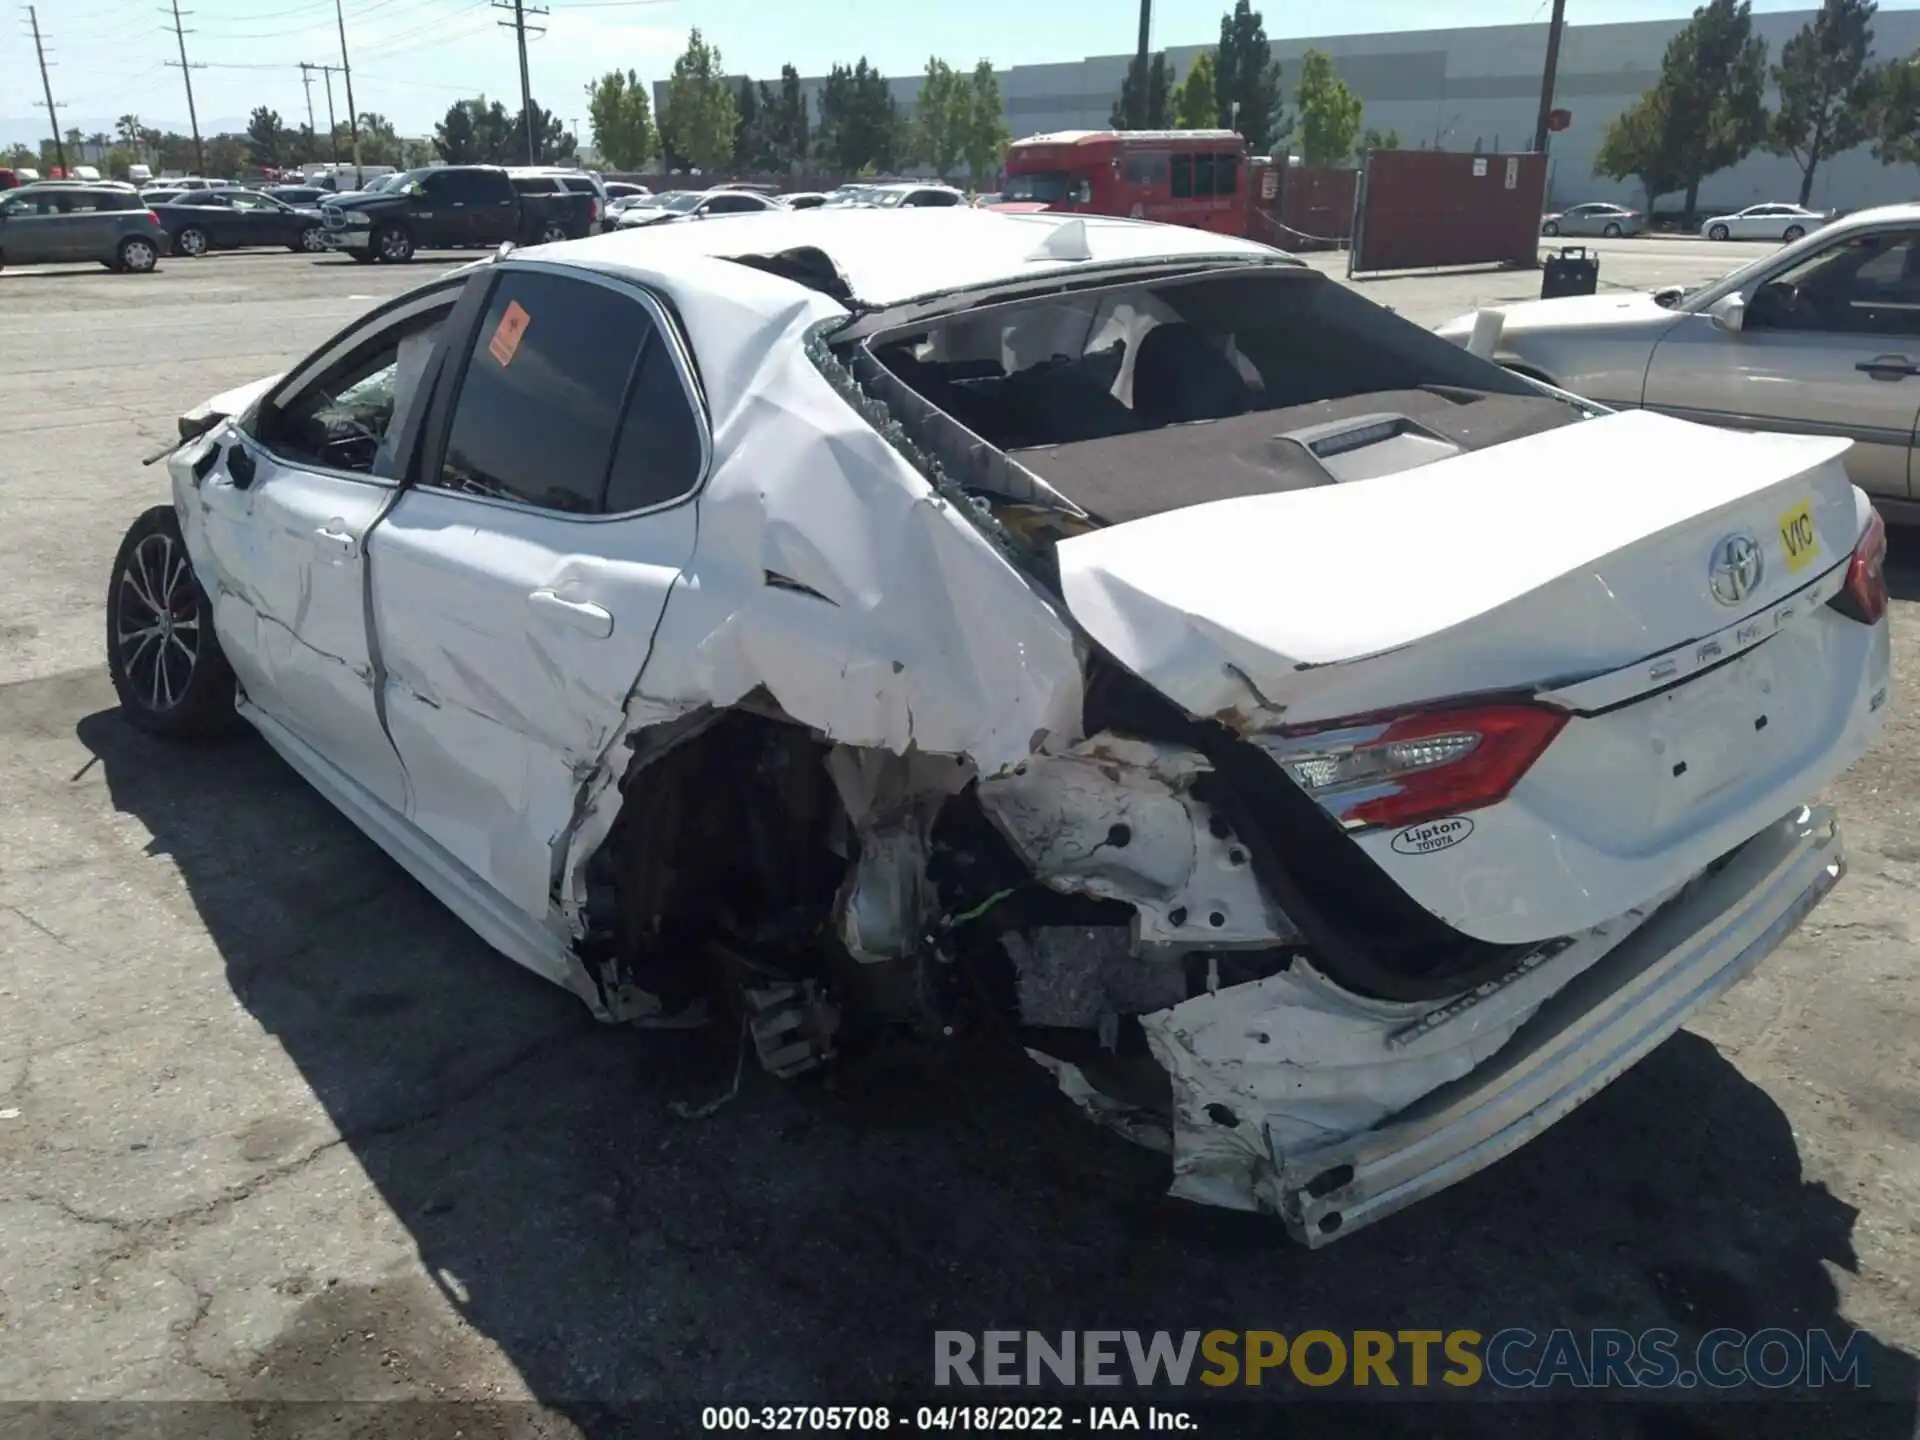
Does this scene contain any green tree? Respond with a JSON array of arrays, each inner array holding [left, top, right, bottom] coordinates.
[[206, 133, 249, 177], [586, 69, 657, 170], [434, 97, 514, 163], [733, 77, 761, 170], [246, 106, 283, 167], [115, 114, 142, 156], [1652, 0, 1771, 216], [961, 59, 1010, 184], [772, 64, 809, 169], [1295, 49, 1362, 166], [356, 111, 404, 167], [1109, 52, 1174, 130], [1594, 89, 1684, 208], [106, 145, 136, 179], [1214, 0, 1283, 149], [1358, 126, 1400, 158], [5, 143, 34, 168], [1870, 53, 1920, 164], [1174, 51, 1219, 130], [912, 58, 967, 176], [1768, 0, 1878, 206], [814, 63, 851, 167], [847, 58, 900, 171], [659, 28, 738, 171], [86, 131, 111, 161], [510, 100, 574, 164]]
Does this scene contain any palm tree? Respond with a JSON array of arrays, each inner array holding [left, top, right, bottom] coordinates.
[[116, 113, 142, 159]]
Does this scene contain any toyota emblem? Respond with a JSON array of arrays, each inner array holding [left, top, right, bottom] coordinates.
[[1709, 534, 1763, 606]]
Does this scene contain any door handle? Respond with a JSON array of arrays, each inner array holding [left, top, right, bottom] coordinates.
[[314, 524, 358, 557], [1856, 354, 1920, 379], [528, 588, 613, 638]]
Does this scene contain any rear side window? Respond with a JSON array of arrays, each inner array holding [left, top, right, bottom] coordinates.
[[436, 270, 703, 514], [1171, 155, 1192, 199], [511, 175, 559, 193]]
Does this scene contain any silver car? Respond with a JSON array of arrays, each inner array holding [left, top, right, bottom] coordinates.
[[1437, 202, 1920, 523], [1540, 202, 1645, 238]]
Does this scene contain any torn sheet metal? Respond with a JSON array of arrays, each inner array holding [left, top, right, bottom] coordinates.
[[1130, 902, 1661, 1216], [825, 747, 976, 964], [976, 734, 1299, 952]]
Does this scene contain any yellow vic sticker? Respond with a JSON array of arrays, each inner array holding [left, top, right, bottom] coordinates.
[[1779, 499, 1819, 573]]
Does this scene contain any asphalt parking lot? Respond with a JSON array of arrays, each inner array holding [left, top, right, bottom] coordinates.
[[1, 238, 1917, 1437]]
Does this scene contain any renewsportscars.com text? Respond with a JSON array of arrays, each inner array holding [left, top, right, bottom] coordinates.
[[934, 1328, 1872, 1391]]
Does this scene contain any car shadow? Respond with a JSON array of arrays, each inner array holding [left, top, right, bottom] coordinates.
[[73, 706, 1920, 1436], [1882, 520, 1920, 603]]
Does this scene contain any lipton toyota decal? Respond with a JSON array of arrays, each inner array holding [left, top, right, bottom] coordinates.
[[1391, 817, 1475, 855]]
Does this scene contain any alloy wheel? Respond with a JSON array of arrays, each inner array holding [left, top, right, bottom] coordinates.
[[115, 531, 200, 714], [179, 228, 208, 257], [301, 227, 327, 252]]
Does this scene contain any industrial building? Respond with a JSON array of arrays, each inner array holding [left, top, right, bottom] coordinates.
[[670, 7, 1920, 211]]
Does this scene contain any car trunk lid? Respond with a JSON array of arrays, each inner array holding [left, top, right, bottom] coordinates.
[[1054, 408, 1884, 945]]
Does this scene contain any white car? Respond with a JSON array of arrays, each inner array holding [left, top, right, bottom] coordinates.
[[116, 209, 1888, 1244], [854, 182, 969, 209], [615, 187, 784, 228], [1700, 203, 1829, 242]]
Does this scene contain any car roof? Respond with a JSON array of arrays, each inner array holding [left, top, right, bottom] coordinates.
[[549, 206, 1286, 308]]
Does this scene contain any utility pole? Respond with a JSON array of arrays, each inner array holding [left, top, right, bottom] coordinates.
[[495, 0, 549, 163], [334, 0, 363, 187], [1130, 0, 1152, 130], [316, 64, 341, 164], [25, 7, 67, 175], [297, 60, 317, 138], [1532, 0, 1568, 154], [162, 0, 206, 175]]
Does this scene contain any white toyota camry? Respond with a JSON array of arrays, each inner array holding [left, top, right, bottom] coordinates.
[[111, 208, 1890, 1244]]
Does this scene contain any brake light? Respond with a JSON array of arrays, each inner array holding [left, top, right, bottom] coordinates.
[[146, 210, 161, 225], [1829, 508, 1888, 625], [591, 197, 602, 221], [1271, 703, 1569, 831]]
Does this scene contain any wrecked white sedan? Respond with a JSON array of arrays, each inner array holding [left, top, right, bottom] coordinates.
[[110, 209, 1891, 1244]]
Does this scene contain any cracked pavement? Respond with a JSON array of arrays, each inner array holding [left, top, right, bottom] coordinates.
[[1, 243, 1917, 1437]]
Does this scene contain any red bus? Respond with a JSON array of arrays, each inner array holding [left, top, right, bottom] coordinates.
[[995, 129, 1256, 238]]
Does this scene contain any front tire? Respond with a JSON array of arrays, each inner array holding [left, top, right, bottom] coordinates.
[[374, 224, 414, 263], [106, 505, 241, 740], [1708, 223, 1730, 241], [1602, 221, 1622, 237], [176, 226, 210, 258], [299, 225, 327, 252], [1783, 224, 1806, 242], [117, 236, 159, 273], [1541, 220, 1560, 237]]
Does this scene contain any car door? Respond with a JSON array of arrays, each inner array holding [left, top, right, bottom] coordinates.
[[1643, 225, 1920, 501], [229, 191, 292, 246], [0, 189, 72, 262], [184, 279, 467, 811], [448, 168, 515, 244], [366, 261, 707, 921]]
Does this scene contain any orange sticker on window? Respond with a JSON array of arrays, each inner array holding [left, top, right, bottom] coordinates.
[[487, 299, 531, 366]]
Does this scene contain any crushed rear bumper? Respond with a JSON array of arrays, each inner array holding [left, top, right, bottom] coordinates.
[[1140, 805, 1843, 1246]]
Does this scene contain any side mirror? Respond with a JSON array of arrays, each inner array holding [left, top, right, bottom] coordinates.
[[1708, 294, 1746, 332]]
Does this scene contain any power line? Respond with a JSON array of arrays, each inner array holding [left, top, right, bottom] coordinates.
[[161, 0, 207, 174], [493, 0, 546, 163], [24, 5, 68, 173]]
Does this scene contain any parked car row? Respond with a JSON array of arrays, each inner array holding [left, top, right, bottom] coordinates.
[[1543, 199, 1837, 244]]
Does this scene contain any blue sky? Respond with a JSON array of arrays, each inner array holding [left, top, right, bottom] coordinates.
[[13, 0, 1920, 139]]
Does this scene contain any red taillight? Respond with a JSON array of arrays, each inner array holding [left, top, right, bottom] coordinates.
[[1830, 508, 1888, 625], [1275, 703, 1570, 831], [146, 210, 161, 224]]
